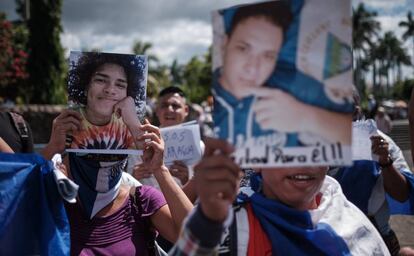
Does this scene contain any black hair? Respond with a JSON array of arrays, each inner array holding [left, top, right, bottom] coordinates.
[[228, 1, 293, 37], [67, 52, 147, 107], [158, 86, 186, 98]]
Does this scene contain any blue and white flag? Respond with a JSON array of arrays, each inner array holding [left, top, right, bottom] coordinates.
[[0, 153, 70, 256]]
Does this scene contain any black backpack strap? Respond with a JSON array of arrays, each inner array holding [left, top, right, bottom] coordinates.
[[129, 186, 157, 256], [8, 112, 30, 152]]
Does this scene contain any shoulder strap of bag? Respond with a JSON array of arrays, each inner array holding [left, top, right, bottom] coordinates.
[[8, 112, 30, 152]]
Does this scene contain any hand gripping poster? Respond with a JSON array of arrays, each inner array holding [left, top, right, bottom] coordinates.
[[211, 0, 353, 167]]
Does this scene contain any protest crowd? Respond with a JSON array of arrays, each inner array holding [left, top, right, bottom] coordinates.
[[1, 1, 414, 256]]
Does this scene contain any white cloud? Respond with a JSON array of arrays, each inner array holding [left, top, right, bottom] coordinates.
[[61, 32, 81, 54], [375, 16, 414, 59], [148, 20, 212, 63], [60, 19, 212, 65], [375, 16, 405, 36], [353, 0, 406, 9]]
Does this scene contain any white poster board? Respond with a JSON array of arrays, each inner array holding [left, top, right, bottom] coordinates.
[[160, 121, 202, 166], [352, 119, 378, 161]]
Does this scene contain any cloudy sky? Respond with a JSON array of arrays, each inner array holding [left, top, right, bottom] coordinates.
[[1, 0, 414, 71]]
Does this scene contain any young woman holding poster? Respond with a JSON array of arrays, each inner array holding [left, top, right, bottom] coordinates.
[[41, 52, 192, 255], [169, 138, 390, 255]]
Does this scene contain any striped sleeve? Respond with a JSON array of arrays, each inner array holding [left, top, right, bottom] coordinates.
[[169, 205, 233, 256]]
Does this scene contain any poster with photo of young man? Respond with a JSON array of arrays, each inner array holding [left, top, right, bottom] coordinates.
[[66, 51, 148, 156], [211, 0, 353, 167]]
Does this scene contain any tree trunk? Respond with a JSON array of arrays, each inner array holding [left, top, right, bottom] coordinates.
[[372, 60, 377, 90], [386, 67, 390, 96], [398, 63, 402, 82]]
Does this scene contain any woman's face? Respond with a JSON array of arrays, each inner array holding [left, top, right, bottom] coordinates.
[[86, 63, 128, 124], [258, 166, 327, 210]]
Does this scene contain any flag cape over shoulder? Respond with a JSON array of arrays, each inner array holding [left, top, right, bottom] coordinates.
[[0, 153, 70, 256], [236, 174, 390, 255]]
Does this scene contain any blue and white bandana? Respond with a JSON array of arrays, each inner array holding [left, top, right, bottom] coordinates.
[[69, 153, 127, 219]]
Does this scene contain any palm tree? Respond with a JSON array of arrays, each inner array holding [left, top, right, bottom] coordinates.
[[367, 42, 381, 92], [394, 45, 411, 82], [170, 59, 184, 87], [399, 11, 414, 75], [376, 32, 410, 94], [352, 3, 380, 90], [132, 41, 159, 67]]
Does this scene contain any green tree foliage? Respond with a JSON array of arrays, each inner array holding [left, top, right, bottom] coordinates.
[[133, 41, 159, 67], [181, 47, 212, 104], [149, 64, 172, 98], [352, 3, 380, 91], [0, 13, 29, 102], [376, 32, 411, 93], [392, 79, 414, 101], [399, 11, 414, 76], [170, 59, 183, 86], [23, 0, 67, 104]]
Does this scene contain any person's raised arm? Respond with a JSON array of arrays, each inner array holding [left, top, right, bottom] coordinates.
[[41, 109, 83, 160], [181, 177, 197, 203], [135, 120, 192, 242], [169, 137, 241, 255], [371, 135, 409, 202], [252, 87, 352, 145], [0, 137, 14, 153]]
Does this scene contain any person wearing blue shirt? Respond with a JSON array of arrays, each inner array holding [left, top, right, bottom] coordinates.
[[329, 89, 414, 255]]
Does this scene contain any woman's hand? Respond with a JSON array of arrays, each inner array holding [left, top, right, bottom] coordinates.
[[195, 137, 242, 222], [138, 119, 165, 172], [371, 135, 410, 202], [41, 109, 83, 159], [370, 135, 391, 166], [170, 161, 190, 185], [132, 164, 153, 180]]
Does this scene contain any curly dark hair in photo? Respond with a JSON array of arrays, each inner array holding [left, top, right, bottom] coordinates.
[[67, 52, 147, 108]]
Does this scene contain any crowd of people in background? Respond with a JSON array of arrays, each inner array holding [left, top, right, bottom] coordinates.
[[0, 3, 413, 253], [0, 46, 413, 256], [2, 83, 414, 255]]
